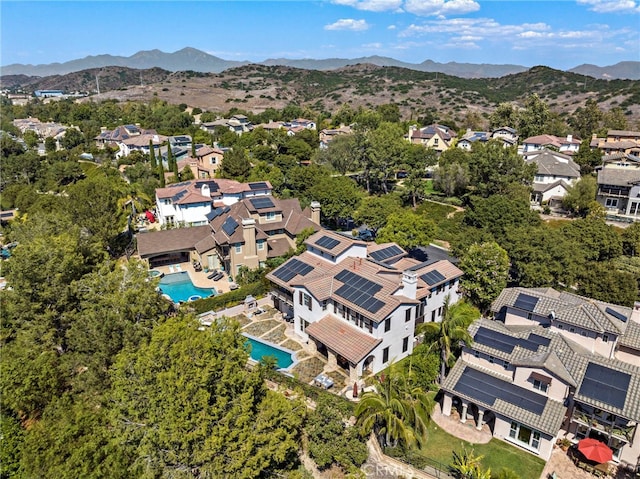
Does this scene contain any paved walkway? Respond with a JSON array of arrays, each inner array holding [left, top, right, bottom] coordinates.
[[431, 402, 492, 444]]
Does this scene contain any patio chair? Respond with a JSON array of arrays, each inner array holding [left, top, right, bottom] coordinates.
[[548, 472, 557, 479]]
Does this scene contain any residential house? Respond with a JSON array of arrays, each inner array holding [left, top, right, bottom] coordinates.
[[491, 126, 519, 144], [407, 124, 454, 153], [184, 145, 225, 179], [195, 198, 321, 276], [266, 232, 463, 381], [457, 130, 492, 150], [319, 125, 353, 149], [94, 124, 157, 149], [440, 287, 640, 465], [522, 134, 581, 156], [526, 149, 580, 206], [595, 153, 640, 217], [13, 117, 68, 144], [200, 115, 253, 136], [591, 130, 640, 156], [169, 135, 192, 150], [155, 179, 272, 227], [116, 133, 166, 159]]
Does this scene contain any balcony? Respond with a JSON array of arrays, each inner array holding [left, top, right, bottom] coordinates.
[[598, 188, 629, 198], [571, 409, 636, 442]]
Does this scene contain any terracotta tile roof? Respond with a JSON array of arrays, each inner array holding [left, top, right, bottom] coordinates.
[[306, 230, 362, 256], [267, 237, 294, 258], [306, 314, 381, 364], [136, 226, 211, 258]]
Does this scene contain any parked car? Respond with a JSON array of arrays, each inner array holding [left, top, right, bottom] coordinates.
[[357, 229, 374, 242]]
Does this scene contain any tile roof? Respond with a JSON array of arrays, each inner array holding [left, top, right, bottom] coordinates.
[[526, 150, 580, 178], [306, 230, 364, 256], [608, 130, 640, 138], [523, 135, 563, 148], [618, 319, 640, 350], [442, 360, 566, 436], [305, 314, 381, 364], [491, 287, 631, 335], [136, 226, 211, 258]]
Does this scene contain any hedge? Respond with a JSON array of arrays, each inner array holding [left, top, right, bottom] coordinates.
[[189, 281, 267, 314]]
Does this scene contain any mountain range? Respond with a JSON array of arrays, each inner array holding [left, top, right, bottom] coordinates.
[[2, 47, 638, 80]]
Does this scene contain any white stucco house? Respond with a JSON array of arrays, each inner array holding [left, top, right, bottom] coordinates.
[[526, 149, 580, 206], [440, 287, 640, 465], [266, 233, 463, 382]]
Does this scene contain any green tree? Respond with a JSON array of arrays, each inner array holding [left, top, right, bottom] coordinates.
[[60, 128, 85, 150], [434, 162, 470, 197], [23, 129, 39, 148], [309, 175, 362, 227], [418, 297, 479, 383], [451, 447, 491, 479], [561, 218, 623, 262], [518, 94, 550, 139], [368, 122, 406, 193], [353, 195, 403, 233], [562, 176, 597, 216], [314, 134, 359, 175], [573, 139, 603, 175], [356, 366, 434, 448], [578, 262, 638, 307], [376, 211, 436, 251], [45, 136, 57, 153], [459, 242, 509, 313], [464, 194, 540, 243], [489, 103, 519, 130], [570, 98, 603, 139], [219, 148, 252, 181], [148, 140, 157, 169], [180, 164, 195, 181], [621, 222, 640, 256]]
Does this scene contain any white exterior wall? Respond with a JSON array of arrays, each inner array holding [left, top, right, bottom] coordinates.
[[512, 367, 571, 401], [155, 196, 211, 226], [291, 286, 416, 376], [426, 279, 461, 322], [540, 183, 570, 203]]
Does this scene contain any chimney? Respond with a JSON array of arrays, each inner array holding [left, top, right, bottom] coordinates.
[[402, 271, 418, 299], [242, 218, 257, 258], [310, 201, 321, 225], [100, 126, 107, 132], [567, 134, 572, 142], [201, 183, 211, 198]]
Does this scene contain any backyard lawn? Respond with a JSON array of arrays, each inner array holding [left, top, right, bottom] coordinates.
[[402, 423, 546, 479]]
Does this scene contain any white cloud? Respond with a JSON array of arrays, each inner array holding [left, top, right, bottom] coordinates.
[[324, 19, 371, 31], [363, 42, 383, 48], [577, 0, 640, 13], [404, 0, 480, 16], [388, 24, 397, 30], [331, 0, 403, 12]]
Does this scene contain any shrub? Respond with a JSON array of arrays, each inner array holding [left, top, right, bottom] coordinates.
[[189, 281, 267, 314]]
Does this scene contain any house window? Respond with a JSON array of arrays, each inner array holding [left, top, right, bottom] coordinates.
[[384, 317, 391, 332], [603, 334, 609, 343], [257, 241, 264, 251], [474, 350, 480, 358], [405, 309, 411, 322], [431, 310, 436, 322], [235, 244, 242, 254], [581, 331, 588, 337], [533, 379, 549, 393], [527, 312, 533, 320], [322, 300, 327, 311], [509, 421, 518, 439], [266, 212, 275, 221], [557, 323, 563, 329], [502, 360, 510, 369], [605, 198, 618, 208], [383, 347, 389, 363], [402, 336, 409, 353], [508, 422, 541, 451], [299, 291, 303, 305], [303, 294, 312, 311], [489, 356, 495, 364], [569, 327, 575, 333]]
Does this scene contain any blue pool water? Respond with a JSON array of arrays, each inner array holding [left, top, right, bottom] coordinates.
[[244, 335, 295, 370], [159, 272, 215, 303]]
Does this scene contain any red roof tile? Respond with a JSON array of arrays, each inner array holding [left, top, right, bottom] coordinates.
[[306, 315, 381, 364]]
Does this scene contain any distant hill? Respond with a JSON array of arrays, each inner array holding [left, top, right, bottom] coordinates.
[[2, 47, 638, 80], [569, 61, 640, 80]]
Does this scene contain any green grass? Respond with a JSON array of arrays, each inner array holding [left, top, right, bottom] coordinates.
[[412, 423, 546, 479]]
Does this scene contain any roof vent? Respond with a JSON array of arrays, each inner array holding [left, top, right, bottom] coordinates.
[[549, 310, 556, 320]]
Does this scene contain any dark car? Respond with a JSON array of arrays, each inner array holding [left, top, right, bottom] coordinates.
[[358, 230, 374, 241]]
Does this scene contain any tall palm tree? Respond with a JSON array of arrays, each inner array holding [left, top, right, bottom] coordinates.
[[356, 365, 434, 448], [418, 296, 479, 384]]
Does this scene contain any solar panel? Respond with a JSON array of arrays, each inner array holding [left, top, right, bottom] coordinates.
[[272, 258, 313, 282], [334, 270, 385, 314], [221, 217, 238, 236], [421, 270, 446, 286], [579, 362, 630, 410], [171, 189, 188, 202], [195, 180, 219, 192], [474, 327, 551, 354], [249, 197, 275, 210], [316, 235, 340, 250], [514, 293, 539, 312], [249, 182, 268, 190], [605, 307, 628, 323], [454, 367, 547, 415], [370, 245, 404, 262], [526, 333, 551, 348]]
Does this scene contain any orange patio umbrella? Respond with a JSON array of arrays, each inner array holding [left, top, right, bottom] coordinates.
[[577, 438, 613, 463]]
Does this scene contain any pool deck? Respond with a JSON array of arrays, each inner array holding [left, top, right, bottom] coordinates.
[[153, 261, 236, 294]]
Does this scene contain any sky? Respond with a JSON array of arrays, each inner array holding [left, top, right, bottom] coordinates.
[[1, 0, 639, 70]]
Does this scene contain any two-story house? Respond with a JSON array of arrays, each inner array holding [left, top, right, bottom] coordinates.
[[591, 130, 640, 156], [155, 179, 273, 226], [319, 125, 353, 149], [196, 198, 321, 275], [595, 153, 640, 217], [266, 231, 463, 381], [522, 134, 581, 156], [526, 149, 580, 206], [457, 130, 492, 150], [94, 124, 158, 149], [440, 287, 640, 465], [407, 124, 454, 153], [491, 126, 518, 145]]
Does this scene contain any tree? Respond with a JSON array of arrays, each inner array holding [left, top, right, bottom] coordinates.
[[314, 134, 359, 175], [518, 94, 550, 139], [489, 103, 518, 130], [418, 297, 479, 383], [375, 211, 436, 251], [23, 129, 39, 148], [180, 164, 195, 181], [451, 447, 491, 479], [562, 176, 597, 216], [464, 194, 540, 243], [570, 98, 603, 139], [148, 139, 157, 169], [434, 163, 470, 197], [356, 366, 434, 448], [561, 218, 623, 262], [219, 148, 252, 181], [578, 262, 638, 307], [621, 222, 640, 256], [573, 139, 603, 175], [367, 122, 406, 193], [309, 175, 362, 227], [459, 242, 509, 313], [59, 128, 84, 150], [353, 195, 403, 233]]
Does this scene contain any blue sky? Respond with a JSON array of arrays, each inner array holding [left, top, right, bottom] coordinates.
[[1, 1, 639, 70]]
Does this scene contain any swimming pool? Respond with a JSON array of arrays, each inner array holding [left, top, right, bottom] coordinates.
[[159, 272, 215, 303], [244, 334, 296, 370]]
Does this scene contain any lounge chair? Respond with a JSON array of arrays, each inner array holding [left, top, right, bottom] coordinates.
[[207, 270, 219, 280]]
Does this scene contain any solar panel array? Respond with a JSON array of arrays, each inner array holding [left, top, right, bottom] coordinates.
[[455, 367, 547, 415], [370, 245, 404, 262], [249, 182, 268, 190], [605, 307, 628, 323], [334, 270, 385, 314], [579, 362, 630, 410], [421, 270, 446, 286], [249, 197, 275, 210], [272, 258, 313, 282], [315, 235, 340, 250], [171, 189, 188, 202], [221, 217, 239, 236], [195, 180, 219, 192], [206, 206, 229, 222], [474, 327, 551, 354], [513, 293, 539, 312]]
